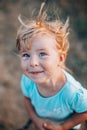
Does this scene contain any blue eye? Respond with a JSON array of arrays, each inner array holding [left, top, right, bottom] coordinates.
[[39, 52, 47, 57], [22, 53, 30, 58]]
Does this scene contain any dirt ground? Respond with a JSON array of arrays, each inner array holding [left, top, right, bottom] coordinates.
[[0, 1, 87, 130]]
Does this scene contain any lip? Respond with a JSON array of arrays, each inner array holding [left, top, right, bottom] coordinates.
[[30, 71, 44, 74]]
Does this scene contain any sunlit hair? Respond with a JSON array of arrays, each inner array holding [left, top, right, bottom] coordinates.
[[16, 1, 70, 72]]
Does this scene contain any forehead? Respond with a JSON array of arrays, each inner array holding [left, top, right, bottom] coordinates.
[[31, 34, 57, 50], [20, 31, 57, 52]]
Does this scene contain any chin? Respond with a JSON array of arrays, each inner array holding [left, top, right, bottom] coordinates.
[[25, 73, 48, 84], [31, 77, 47, 84]]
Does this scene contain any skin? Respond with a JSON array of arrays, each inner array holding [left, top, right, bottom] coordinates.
[[20, 34, 87, 130]]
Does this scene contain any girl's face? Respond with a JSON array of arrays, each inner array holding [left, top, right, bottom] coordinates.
[[20, 35, 65, 84]]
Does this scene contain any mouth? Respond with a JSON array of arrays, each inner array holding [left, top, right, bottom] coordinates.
[[30, 71, 44, 75]]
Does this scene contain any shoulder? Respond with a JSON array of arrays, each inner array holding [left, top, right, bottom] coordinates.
[[63, 71, 87, 112], [62, 70, 87, 101], [21, 74, 35, 87], [63, 70, 84, 92], [21, 74, 36, 97]]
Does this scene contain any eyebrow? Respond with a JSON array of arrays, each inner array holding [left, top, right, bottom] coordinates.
[[19, 48, 48, 54], [36, 49, 47, 52], [19, 50, 29, 54]]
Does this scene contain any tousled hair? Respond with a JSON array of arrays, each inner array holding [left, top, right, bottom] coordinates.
[[16, 1, 70, 72]]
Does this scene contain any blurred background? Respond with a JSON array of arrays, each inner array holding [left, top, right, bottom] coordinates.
[[0, 0, 87, 129]]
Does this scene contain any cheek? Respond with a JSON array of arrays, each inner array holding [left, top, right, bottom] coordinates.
[[45, 57, 58, 68], [46, 56, 59, 72], [43, 60, 58, 74], [21, 60, 28, 71]]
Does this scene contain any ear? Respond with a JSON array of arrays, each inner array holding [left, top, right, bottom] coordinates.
[[58, 53, 66, 66]]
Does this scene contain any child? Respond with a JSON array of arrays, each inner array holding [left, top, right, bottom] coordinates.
[[16, 1, 87, 130]]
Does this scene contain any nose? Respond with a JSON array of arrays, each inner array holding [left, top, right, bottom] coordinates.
[[29, 56, 39, 67]]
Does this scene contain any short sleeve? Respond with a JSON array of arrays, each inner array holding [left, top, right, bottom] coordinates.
[[21, 74, 33, 98], [71, 88, 87, 113]]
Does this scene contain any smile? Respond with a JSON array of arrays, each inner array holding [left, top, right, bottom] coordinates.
[[30, 71, 44, 75]]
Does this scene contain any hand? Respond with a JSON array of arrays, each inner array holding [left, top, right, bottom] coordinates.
[[43, 121, 64, 130], [33, 118, 46, 130]]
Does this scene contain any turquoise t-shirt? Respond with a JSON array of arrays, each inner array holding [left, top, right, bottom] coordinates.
[[21, 71, 87, 129]]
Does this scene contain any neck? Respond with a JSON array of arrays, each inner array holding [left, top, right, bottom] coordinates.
[[36, 69, 66, 97]]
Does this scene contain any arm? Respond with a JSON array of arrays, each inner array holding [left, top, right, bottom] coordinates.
[[62, 111, 87, 129], [43, 111, 87, 130], [24, 96, 46, 130]]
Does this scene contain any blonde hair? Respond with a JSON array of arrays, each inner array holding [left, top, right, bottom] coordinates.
[[16, 1, 70, 71]]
